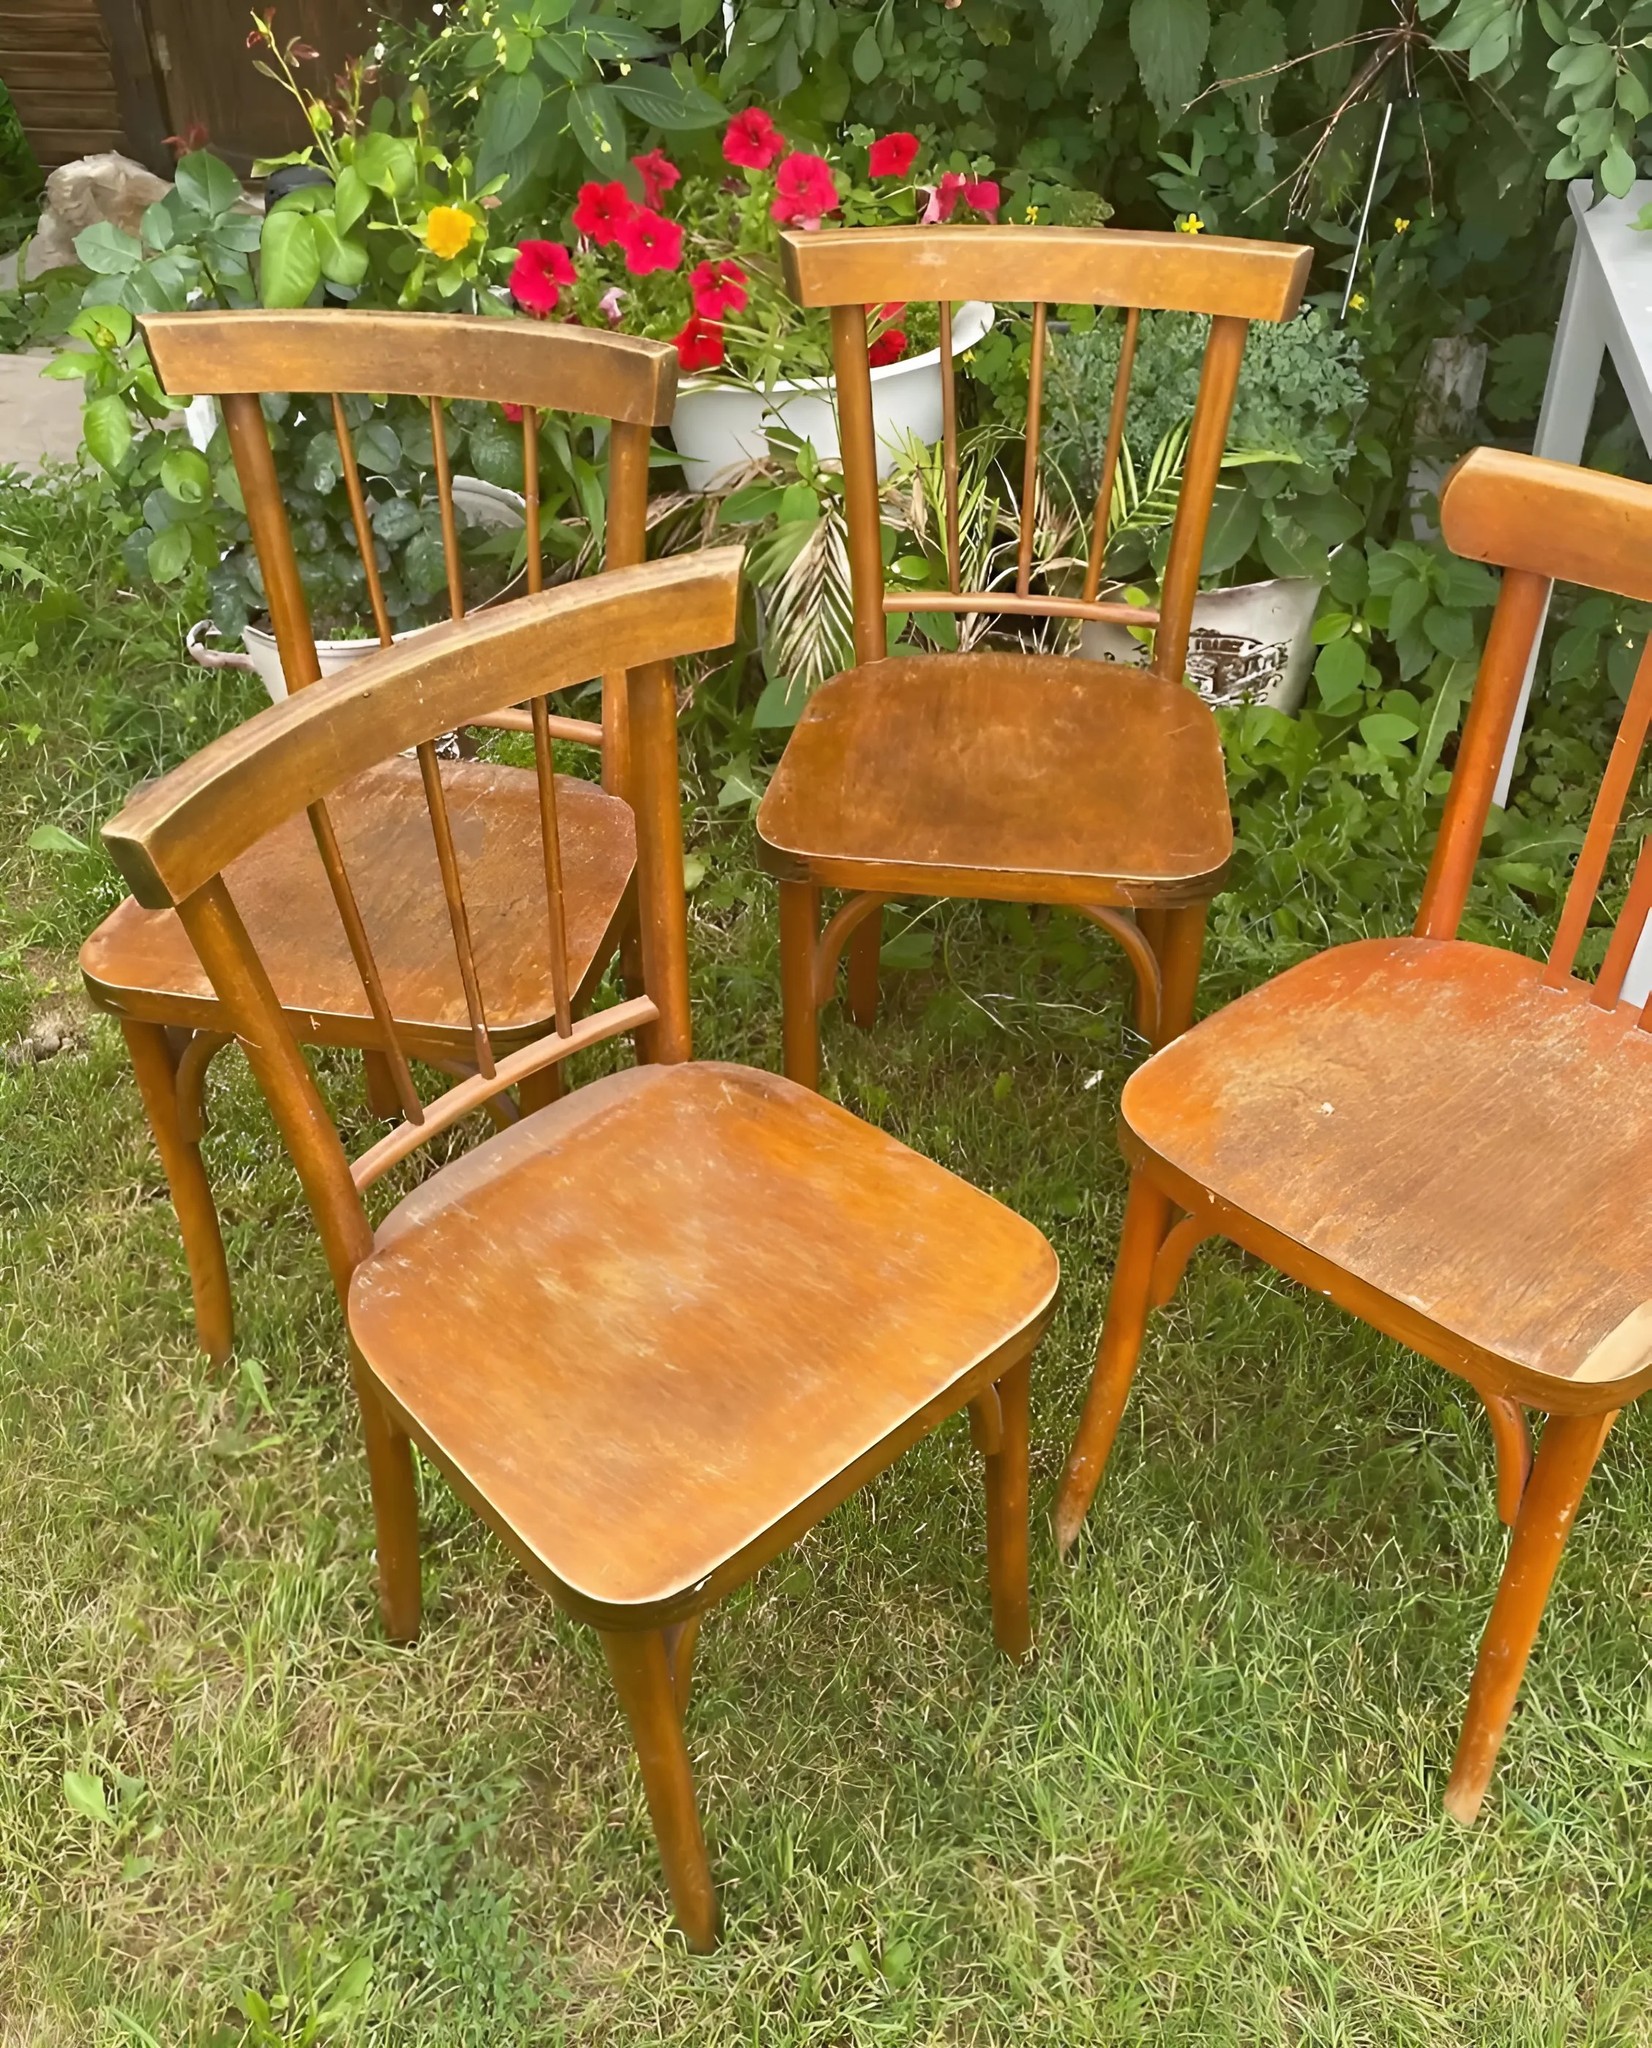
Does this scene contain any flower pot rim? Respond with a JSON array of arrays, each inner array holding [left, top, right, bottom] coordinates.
[[678, 298, 996, 400]]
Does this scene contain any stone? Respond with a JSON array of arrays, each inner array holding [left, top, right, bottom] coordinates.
[[28, 153, 173, 277]]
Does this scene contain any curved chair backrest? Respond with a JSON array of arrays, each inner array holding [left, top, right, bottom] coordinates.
[[1423, 447, 1652, 1013], [102, 550, 744, 1302], [140, 309, 680, 795], [780, 224, 1312, 686]]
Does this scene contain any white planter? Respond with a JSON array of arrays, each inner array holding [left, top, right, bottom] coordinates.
[[194, 476, 527, 702], [1078, 575, 1325, 713], [670, 300, 996, 493]]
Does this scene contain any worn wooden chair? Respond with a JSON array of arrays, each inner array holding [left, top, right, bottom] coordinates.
[[97, 551, 1059, 1947], [755, 226, 1311, 1087], [80, 310, 676, 1364], [1054, 447, 1652, 1823]]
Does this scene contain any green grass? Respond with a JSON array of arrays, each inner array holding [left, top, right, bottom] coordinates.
[[3, 471, 1651, 2044]]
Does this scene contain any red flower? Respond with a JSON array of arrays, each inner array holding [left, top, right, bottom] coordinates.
[[868, 328, 908, 367], [868, 131, 920, 179], [509, 239, 576, 317], [502, 402, 524, 423], [572, 179, 635, 246], [674, 314, 724, 373], [632, 148, 681, 207], [690, 257, 748, 319], [771, 150, 839, 231], [617, 206, 683, 275], [723, 107, 785, 170], [922, 171, 968, 224], [964, 177, 1000, 219]]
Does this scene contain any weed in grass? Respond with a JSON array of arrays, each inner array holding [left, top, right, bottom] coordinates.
[[2, 473, 1651, 2043]]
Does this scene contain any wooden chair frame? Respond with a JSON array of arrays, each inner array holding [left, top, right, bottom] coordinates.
[[100, 553, 1058, 1947], [1053, 447, 1652, 1824], [81, 310, 678, 1364], [756, 226, 1311, 1085]]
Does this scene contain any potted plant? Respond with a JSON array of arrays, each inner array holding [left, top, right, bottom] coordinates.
[[1045, 305, 1369, 711], [505, 116, 1000, 491]]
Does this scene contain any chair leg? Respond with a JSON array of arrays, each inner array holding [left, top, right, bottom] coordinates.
[[349, 1350, 422, 1643], [362, 1049, 401, 1120], [1481, 1393, 1533, 1528], [120, 1019, 234, 1365], [664, 1611, 703, 1713], [1443, 1407, 1617, 1826], [1134, 909, 1168, 1036], [1053, 1169, 1174, 1555], [983, 1354, 1033, 1661], [1153, 902, 1208, 1048], [517, 1060, 567, 1116], [601, 1626, 718, 1950], [846, 905, 882, 1030], [778, 879, 822, 1091]]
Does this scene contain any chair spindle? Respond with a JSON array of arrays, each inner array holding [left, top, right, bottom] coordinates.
[[939, 301, 961, 593], [331, 393, 395, 649], [429, 396, 466, 622], [530, 694, 575, 1038], [414, 741, 495, 1078], [1546, 635, 1652, 991], [305, 799, 424, 1123], [1081, 306, 1141, 605], [522, 404, 543, 596], [1015, 302, 1048, 599]]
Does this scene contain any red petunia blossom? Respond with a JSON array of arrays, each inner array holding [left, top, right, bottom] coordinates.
[[502, 402, 525, 423], [723, 106, 785, 170], [690, 257, 748, 319], [868, 327, 908, 367], [964, 177, 1000, 219], [770, 150, 839, 231], [868, 131, 920, 179], [922, 170, 968, 224], [674, 314, 724, 373], [632, 148, 680, 207], [509, 239, 577, 317], [572, 179, 635, 246], [617, 205, 683, 275]]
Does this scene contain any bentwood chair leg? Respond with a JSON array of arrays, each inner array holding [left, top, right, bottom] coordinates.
[[1134, 909, 1168, 1036], [349, 1348, 422, 1643], [1443, 1406, 1617, 1825], [846, 904, 883, 1030], [1152, 902, 1208, 1048], [1053, 1169, 1174, 1555], [601, 1626, 719, 1950], [984, 1354, 1034, 1660], [1481, 1393, 1533, 1528], [120, 1018, 234, 1365], [778, 878, 822, 1091]]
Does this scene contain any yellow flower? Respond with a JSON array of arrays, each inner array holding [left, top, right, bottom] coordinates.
[[1394, 216, 1410, 233], [1025, 204, 1040, 223], [1350, 291, 1368, 311], [1176, 212, 1204, 234], [424, 205, 475, 261]]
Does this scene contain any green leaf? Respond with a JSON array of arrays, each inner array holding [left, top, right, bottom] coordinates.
[[610, 67, 725, 128], [68, 302, 135, 349], [481, 70, 545, 156], [1211, 0, 1286, 99], [1358, 710, 1420, 755], [351, 130, 417, 197], [29, 823, 88, 854], [147, 522, 193, 582], [1129, 0, 1211, 120], [74, 221, 142, 275], [311, 214, 370, 288], [1423, 602, 1477, 659], [333, 163, 371, 235], [1602, 134, 1637, 197], [1314, 632, 1369, 711], [160, 448, 210, 503], [259, 209, 321, 308], [82, 394, 132, 473], [681, 0, 723, 32], [173, 149, 242, 220], [852, 25, 884, 78], [1040, 0, 1106, 71], [569, 80, 627, 169], [63, 1770, 109, 1821]]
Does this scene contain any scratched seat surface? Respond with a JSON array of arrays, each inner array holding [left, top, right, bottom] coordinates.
[[756, 651, 1233, 905], [349, 1060, 1061, 1612], [81, 756, 635, 1050], [1122, 934, 1652, 1393]]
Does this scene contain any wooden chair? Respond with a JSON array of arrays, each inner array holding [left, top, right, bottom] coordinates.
[[79, 310, 677, 1364], [97, 551, 1060, 1947], [1054, 446, 1652, 1824], [754, 226, 1311, 1087]]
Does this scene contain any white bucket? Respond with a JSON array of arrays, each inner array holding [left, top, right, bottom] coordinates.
[[1078, 575, 1324, 713], [198, 475, 527, 702], [669, 301, 996, 494]]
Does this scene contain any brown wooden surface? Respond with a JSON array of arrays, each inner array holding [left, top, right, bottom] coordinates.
[[142, 312, 679, 428], [352, 1060, 1058, 1615], [3, 0, 122, 164], [757, 652, 1232, 907], [84, 758, 634, 1052], [96, 553, 1057, 1944], [1053, 446, 1652, 1824], [781, 225, 1313, 322]]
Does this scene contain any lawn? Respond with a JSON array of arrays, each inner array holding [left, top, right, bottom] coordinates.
[[2, 469, 1649, 2045]]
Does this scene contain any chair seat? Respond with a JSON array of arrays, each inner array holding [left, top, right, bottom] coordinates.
[[755, 652, 1233, 905], [80, 757, 635, 1052], [348, 1061, 1060, 1615], [1124, 935, 1652, 1395]]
